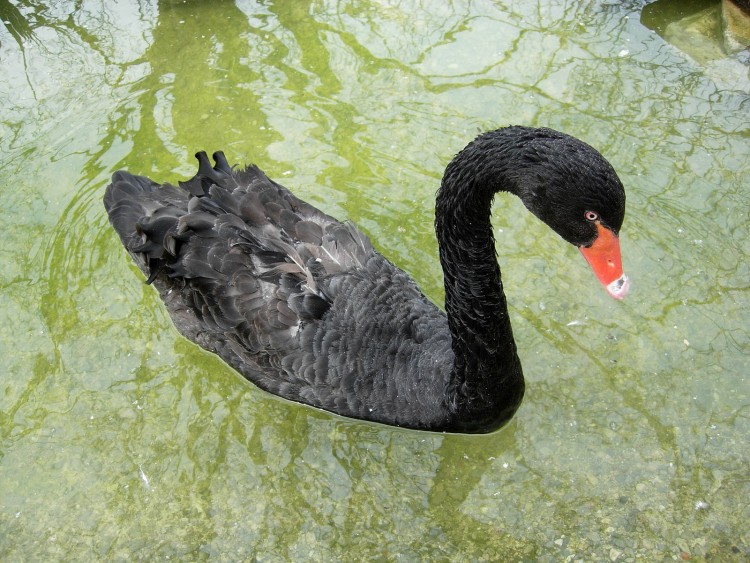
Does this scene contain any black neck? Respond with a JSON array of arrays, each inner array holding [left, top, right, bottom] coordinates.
[[435, 132, 526, 430]]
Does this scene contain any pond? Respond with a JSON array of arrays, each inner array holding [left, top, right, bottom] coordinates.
[[1, 0, 749, 560]]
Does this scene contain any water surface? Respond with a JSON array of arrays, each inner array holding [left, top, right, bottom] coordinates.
[[1, 0, 749, 560]]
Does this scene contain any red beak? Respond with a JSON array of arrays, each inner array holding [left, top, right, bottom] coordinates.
[[579, 223, 629, 299]]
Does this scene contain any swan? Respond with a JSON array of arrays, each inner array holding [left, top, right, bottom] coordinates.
[[104, 126, 628, 433]]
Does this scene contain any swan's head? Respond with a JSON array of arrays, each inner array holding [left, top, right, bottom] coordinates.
[[509, 128, 629, 299]]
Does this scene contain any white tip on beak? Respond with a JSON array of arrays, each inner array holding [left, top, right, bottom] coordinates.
[[606, 274, 630, 300]]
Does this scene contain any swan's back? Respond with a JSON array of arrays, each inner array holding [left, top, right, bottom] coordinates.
[[104, 152, 452, 428]]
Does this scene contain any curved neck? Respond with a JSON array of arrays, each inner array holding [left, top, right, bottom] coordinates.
[[435, 135, 525, 430]]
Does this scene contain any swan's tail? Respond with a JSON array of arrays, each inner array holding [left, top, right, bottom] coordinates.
[[104, 170, 186, 282], [103, 151, 240, 282]]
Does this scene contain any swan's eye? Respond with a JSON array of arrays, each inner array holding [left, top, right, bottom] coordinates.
[[584, 211, 599, 222]]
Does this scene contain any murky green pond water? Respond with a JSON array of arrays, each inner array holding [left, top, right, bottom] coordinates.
[[1, 1, 749, 560]]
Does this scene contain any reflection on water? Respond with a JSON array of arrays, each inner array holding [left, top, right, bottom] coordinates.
[[1, 0, 749, 560], [641, 0, 750, 90]]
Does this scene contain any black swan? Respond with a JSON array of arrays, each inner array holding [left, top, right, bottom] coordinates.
[[104, 126, 628, 433]]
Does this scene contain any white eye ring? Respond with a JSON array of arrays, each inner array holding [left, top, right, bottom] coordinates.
[[585, 211, 599, 222]]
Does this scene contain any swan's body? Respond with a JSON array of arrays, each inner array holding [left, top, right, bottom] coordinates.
[[104, 127, 627, 433]]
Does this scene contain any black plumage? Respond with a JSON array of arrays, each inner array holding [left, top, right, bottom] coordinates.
[[103, 126, 627, 433]]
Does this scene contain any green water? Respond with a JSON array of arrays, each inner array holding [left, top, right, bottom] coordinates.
[[1, 0, 749, 560]]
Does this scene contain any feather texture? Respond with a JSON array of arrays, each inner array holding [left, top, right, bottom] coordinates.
[[105, 151, 456, 429]]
